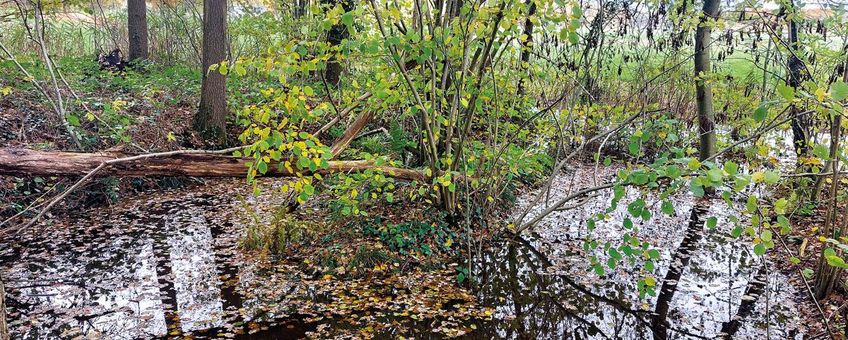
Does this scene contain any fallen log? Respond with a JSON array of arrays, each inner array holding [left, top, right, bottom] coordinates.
[[0, 148, 425, 181]]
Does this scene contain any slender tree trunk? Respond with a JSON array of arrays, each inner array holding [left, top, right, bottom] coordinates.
[[694, 0, 720, 161], [813, 46, 848, 300], [127, 0, 149, 61], [783, 0, 810, 161], [295, 0, 307, 17], [323, 0, 354, 86], [516, 0, 536, 96], [195, 0, 229, 146]]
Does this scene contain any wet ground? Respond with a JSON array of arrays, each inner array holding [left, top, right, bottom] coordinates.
[[0, 164, 810, 339]]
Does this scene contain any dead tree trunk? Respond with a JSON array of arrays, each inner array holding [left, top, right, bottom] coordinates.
[[695, 0, 720, 161], [127, 0, 149, 61], [0, 148, 425, 181], [195, 0, 229, 146]]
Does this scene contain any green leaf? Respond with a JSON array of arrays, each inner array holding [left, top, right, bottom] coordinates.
[[724, 161, 739, 175], [67, 114, 80, 127], [687, 158, 701, 170], [813, 144, 830, 160], [832, 81, 848, 101], [706, 216, 717, 229], [233, 63, 246, 77], [341, 12, 354, 28], [761, 230, 773, 242], [623, 218, 633, 229], [593, 264, 605, 276], [826, 255, 848, 268], [746, 196, 758, 213], [648, 249, 661, 259], [777, 215, 791, 233], [764, 171, 780, 185], [731, 225, 743, 238], [774, 198, 788, 214], [789, 257, 801, 264], [628, 140, 640, 155], [802, 268, 814, 278], [303, 183, 315, 196], [753, 105, 767, 122], [257, 161, 268, 174], [753, 243, 766, 256], [777, 83, 795, 101], [707, 168, 723, 183], [666, 165, 681, 179], [572, 4, 583, 18], [690, 181, 705, 197], [661, 200, 674, 215], [603, 157, 612, 166], [568, 31, 579, 45]]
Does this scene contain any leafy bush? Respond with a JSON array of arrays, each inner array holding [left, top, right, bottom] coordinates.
[[361, 214, 456, 256]]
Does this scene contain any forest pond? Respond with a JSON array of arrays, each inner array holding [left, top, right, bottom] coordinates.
[[1, 165, 809, 339]]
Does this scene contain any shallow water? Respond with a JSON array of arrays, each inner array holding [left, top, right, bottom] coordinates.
[[0, 166, 808, 338]]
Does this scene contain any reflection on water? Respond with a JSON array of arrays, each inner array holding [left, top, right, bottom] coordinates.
[[0, 167, 809, 338], [513, 165, 805, 339]]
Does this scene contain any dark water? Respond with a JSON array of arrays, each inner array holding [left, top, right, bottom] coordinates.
[[0, 170, 807, 339]]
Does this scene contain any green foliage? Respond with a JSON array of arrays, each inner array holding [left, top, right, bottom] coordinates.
[[361, 214, 456, 256]]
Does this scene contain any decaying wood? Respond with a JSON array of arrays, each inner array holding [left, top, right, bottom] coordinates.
[[0, 148, 424, 181]]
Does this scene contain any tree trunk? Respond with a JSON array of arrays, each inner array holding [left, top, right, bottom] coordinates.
[[813, 45, 848, 300], [323, 0, 354, 86], [295, 0, 307, 17], [0, 148, 425, 181], [695, 0, 719, 161], [516, 0, 536, 96], [195, 0, 229, 146], [127, 0, 149, 61], [784, 0, 810, 161]]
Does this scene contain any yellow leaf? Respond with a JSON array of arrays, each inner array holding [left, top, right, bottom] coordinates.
[[645, 276, 657, 286]]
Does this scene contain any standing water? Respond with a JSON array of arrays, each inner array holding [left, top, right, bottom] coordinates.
[[0, 166, 808, 338]]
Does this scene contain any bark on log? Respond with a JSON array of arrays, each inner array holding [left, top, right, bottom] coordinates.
[[0, 148, 425, 181]]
